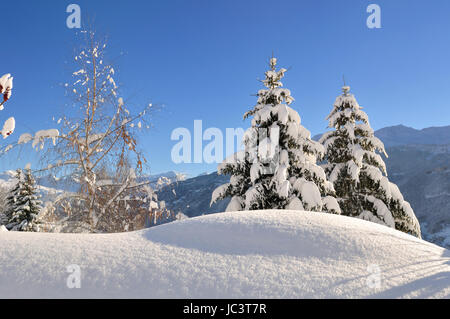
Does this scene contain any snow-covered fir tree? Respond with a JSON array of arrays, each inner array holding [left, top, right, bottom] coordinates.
[[320, 84, 421, 238], [0, 212, 7, 226], [211, 57, 340, 214], [5, 168, 42, 231], [4, 169, 23, 225]]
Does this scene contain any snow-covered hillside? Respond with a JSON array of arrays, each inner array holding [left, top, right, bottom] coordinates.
[[1, 210, 449, 298]]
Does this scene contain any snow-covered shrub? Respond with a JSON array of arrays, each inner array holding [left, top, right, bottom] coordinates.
[[94, 169, 163, 232], [320, 85, 421, 238], [211, 57, 339, 213]]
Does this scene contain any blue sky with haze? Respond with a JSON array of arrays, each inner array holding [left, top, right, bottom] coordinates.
[[1, 0, 450, 177]]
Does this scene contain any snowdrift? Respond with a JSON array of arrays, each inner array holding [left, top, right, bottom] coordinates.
[[0, 210, 449, 298]]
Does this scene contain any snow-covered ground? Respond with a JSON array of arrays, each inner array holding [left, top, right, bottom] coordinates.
[[0, 210, 449, 298]]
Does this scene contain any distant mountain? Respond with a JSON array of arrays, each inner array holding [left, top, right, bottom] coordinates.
[[384, 144, 450, 247], [375, 125, 450, 147], [141, 171, 187, 184], [34, 171, 186, 193], [158, 125, 450, 249], [0, 170, 63, 204], [313, 124, 450, 147], [0, 170, 17, 188], [157, 172, 230, 217], [0, 170, 187, 210]]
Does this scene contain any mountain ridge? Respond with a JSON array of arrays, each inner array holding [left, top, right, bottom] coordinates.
[[312, 124, 450, 147]]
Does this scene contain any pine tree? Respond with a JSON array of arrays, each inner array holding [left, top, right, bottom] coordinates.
[[4, 169, 23, 227], [320, 84, 421, 238], [211, 57, 340, 214], [6, 168, 42, 231], [0, 212, 7, 226]]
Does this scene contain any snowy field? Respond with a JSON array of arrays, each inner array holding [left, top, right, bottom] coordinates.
[[0, 210, 449, 298]]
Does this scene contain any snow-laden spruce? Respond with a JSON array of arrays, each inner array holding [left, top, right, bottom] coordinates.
[[0, 213, 7, 226], [4, 169, 42, 231], [320, 85, 421, 238], [211, 57, 340, 213]]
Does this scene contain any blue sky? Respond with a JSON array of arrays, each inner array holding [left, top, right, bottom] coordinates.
[[1, 0, 450, 177]]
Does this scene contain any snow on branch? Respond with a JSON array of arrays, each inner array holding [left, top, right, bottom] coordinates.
[[0, 74, 14, 139], [0, 74, 13, 109], [1, 117, 15, 139], [0, 129, 60, 156]]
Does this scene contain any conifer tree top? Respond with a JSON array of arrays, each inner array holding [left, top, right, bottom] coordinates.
[[244, 57, 294, 121], [342, 85, 351, 95], [323, 84, 372, 137], [263, 57, 286, 89]]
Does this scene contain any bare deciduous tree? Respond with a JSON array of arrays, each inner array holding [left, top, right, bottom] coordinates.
[[36, 30, 159, 231]]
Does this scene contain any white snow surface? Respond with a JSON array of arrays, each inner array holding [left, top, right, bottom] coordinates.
[[1, 210, 449, 299]]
